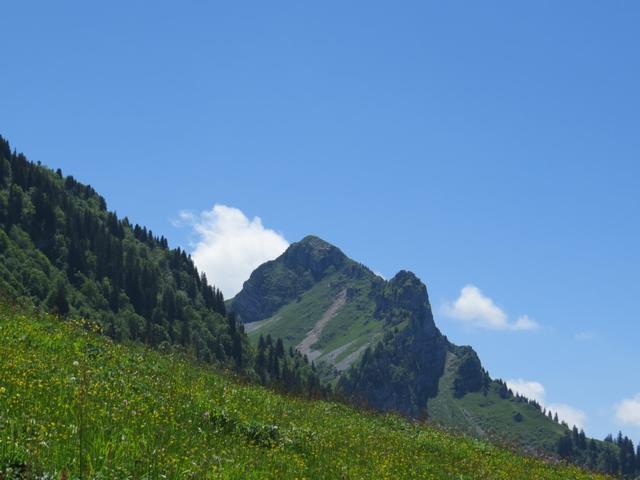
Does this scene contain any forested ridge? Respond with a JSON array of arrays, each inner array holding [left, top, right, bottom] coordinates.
[[0, 135, 324, 397]]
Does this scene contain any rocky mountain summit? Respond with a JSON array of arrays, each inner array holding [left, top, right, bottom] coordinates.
[[231, 237, 486, 415]]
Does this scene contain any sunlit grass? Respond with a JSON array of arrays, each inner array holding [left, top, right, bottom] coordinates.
[[0, 302, 608, 479]]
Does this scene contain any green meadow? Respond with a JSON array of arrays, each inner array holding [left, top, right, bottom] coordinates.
[[0, 302, 608, 479]]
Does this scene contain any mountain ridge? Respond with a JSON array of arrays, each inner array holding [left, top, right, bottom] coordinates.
[[230, 234, 612, 464], [230, 235, 488, 409]]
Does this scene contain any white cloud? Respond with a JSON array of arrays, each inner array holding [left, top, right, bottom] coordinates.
[[179, 204, 289, 299], [171, 210, 195, 227], [442, 285, 539, 331], [547, 403, 587, 430], [506, 378, 586, 429], [513, 315, 539, 331], [615, 394, 640, 427], [506, 379, 546, 404]]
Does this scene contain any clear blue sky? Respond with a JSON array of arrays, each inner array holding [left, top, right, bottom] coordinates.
[[2, 1, 639, 442]]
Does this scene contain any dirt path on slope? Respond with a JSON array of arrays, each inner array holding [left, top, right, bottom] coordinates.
[[296, 288, 347, 361]]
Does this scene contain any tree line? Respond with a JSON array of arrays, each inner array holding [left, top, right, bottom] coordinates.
[[557, 429, 640, 477]]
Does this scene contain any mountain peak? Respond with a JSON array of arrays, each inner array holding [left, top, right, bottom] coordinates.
[[389, 269, 421, 285], [290, 235, 340, 255], [298, 234, 332, 246], [282, 235, 347, 275], [378, 270, 435, 330], [229, 235, 354, 323]]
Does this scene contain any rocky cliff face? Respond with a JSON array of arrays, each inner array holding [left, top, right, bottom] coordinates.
[[338, 270, 449, 416], [375, 270, 436, 330]]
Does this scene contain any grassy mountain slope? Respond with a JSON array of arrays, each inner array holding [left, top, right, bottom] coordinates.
[[427, 350, 566, 452], [0, 301, 607, 479], [233, 236, 386, 372], [245, 269, 383, 370]]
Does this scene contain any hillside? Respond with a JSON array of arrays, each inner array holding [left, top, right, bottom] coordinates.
[[230, 236, 626, 474], [0, 301, 608, 479], [0, 135, 254, 370]]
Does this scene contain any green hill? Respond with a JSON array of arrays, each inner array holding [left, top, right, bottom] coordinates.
[[0, 301, 608, 479]]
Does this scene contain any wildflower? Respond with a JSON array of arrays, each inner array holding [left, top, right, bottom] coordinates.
[[73, 360, 79, 367]]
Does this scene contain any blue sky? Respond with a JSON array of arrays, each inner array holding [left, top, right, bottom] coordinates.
[[2, 1, 639, 441]]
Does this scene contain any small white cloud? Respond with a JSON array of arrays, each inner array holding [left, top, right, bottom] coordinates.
[[506, 378, 586, 429], [442, 285, 508, 329], [574, 331, 596, 342], [442, 285, 539, 331], [615, 394, 640, 427], [171, 210, 195, 227], [178, 204, 289, 299], [506, 379, 546, 404], [513, 315, 540, 331]]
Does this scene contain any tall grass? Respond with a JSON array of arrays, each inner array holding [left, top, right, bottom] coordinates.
[[0, 302, 608, 479]]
